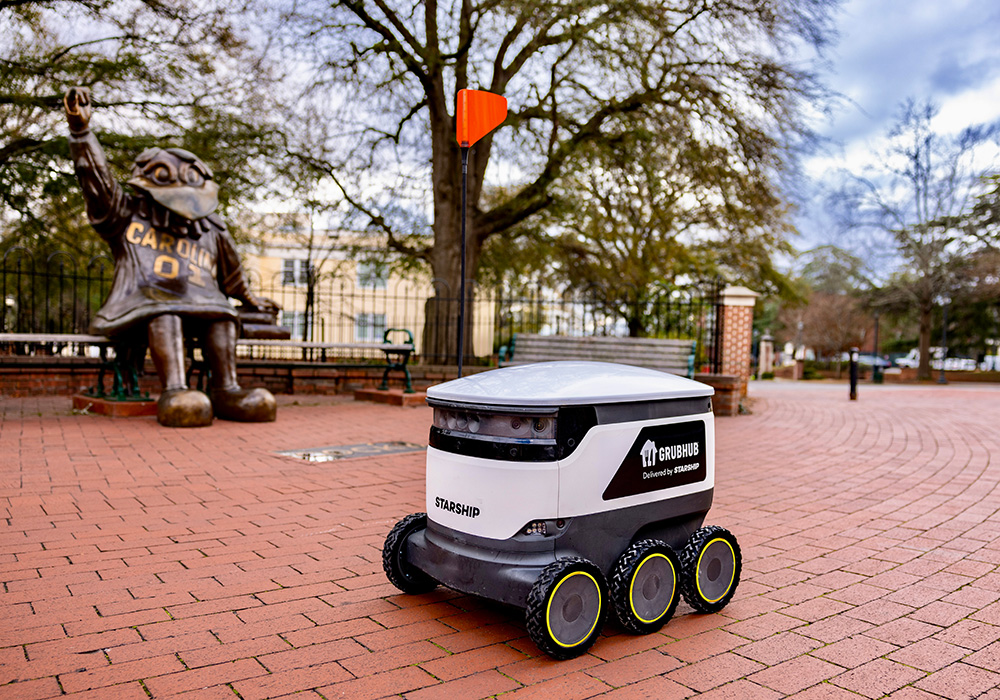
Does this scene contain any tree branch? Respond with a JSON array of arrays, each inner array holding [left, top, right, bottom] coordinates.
[[338, 0, 431, 92], [287, 150, 430, 261], [479, 86, 667, 237], [0, 136, 46, 166]]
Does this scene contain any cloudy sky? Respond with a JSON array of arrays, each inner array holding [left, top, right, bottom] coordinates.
[[796, 0, 1000, 245]]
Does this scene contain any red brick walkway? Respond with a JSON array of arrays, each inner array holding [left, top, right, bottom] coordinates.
[[2, 382, 999, 699]]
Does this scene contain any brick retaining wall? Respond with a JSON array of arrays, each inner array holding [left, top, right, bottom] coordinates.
[[0, 358, 464, 398], [0, 358, 127, 398], [769, 365, 1000, 384], [1, 359, 742, 416], [883, 368, 1000, 383]]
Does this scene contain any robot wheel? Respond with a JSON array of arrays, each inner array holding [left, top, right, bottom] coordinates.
[[382, 513, 438, 594], [609, 539, 681, 634], [679, 525, 742, 614], [526, 557, 608, 660]]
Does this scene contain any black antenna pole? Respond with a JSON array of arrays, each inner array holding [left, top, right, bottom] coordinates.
[[458, 146, 469, 378]]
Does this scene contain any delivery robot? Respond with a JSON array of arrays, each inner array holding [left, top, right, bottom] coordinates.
[[382, 361, 741, 659]]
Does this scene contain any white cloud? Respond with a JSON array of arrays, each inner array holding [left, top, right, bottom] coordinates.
[[816, 0, 1000, 143], [796, 0, 1000, 247]]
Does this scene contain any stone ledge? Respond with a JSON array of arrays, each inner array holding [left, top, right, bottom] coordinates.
[[72, 394, 157, 417], [353, 387, 428, 407]]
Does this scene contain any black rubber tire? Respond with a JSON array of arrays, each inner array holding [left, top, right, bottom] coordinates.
[[610, 539, 681, 634], [525, 557, 608, 660], [382, 513, 437, 594], [679, 525, 741, 614]]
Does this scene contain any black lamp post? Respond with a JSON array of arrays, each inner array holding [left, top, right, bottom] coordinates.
[[872, 311, 882, 384], [937, 297, 949, 385], [849, 347, 859, 400]]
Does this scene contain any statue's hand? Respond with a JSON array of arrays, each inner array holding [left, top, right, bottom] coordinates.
[[64, 87, 92, 133], [247, 295, 280, 315]]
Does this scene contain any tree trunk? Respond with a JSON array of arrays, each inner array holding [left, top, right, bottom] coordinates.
[[425, 159, 484, 364], [424, 87, 491, 365], [303, 270, 315, 343], [917, 303, 933, 381], [423, 238, 481, 365], [627, 307, 643, 338]]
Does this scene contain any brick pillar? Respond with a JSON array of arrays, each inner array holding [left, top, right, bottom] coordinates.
[[720, 286, 759, 397]]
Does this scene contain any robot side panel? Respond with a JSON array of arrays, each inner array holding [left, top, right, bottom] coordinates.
[[425, 446, 559, 540], [557, 412, 715, 519]]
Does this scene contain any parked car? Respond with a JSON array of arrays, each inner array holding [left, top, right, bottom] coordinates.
[[836, 352, 890, 367], [859, 354, 891, 367], [895, 348, 977, 371]]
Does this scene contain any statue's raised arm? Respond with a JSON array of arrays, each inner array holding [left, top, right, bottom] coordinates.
[[64, 87, 129, 235]]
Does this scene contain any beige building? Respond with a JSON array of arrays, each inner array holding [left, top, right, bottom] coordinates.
[[236, 213, 494, 360]]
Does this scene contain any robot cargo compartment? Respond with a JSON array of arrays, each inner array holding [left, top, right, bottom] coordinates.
[[425, 414, 715, 541]]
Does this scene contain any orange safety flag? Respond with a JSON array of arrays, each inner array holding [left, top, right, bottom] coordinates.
[[456, 89, 508, 147]]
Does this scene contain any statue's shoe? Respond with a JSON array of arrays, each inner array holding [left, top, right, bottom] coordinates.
[[211, 387, 277, 422], [157, 388, 213, 427]]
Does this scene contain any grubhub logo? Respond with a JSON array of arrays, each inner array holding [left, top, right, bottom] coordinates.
[[640, 439, 700, 468], [603, 420, 707, 501]]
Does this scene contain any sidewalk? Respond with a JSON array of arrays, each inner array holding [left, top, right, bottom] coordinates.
[[2, 382, 999, 699]]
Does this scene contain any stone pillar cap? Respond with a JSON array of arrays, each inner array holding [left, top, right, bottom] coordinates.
[[721, 285, 760, 307]]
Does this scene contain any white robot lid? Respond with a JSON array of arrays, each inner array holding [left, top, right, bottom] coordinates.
[[427, 361, 714, 407]]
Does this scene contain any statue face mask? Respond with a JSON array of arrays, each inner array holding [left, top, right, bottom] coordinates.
[[127, 147, 219, 221]]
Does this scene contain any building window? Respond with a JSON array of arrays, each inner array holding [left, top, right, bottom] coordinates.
[[280, 310, 307, 339], [283, 259, 310, 285], [357, 261, 388, 289], [355, 312, 386, 341]]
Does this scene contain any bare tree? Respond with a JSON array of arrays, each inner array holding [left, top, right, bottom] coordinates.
[[830, 99, 1000, 379]]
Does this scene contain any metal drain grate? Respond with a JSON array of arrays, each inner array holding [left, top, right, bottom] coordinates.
[[277, 441, 424, 462]]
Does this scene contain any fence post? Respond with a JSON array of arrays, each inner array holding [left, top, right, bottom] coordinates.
[[759, 331, 774, 376], [719, 286, 759, 397]]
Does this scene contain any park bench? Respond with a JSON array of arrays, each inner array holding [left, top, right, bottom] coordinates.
[[499, 333, 696, 378], [229, 328, 416, 393], [0, 328, 417, 396], [0, 332, 139, 400]]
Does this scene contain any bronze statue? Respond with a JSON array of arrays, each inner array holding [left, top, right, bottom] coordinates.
[[64, 87, 278, 427]]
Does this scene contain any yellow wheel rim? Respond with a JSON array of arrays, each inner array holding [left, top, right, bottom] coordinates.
[[546, 570, 602, 648], [695, 537, 736, 604], [629, 552, 676, 624]]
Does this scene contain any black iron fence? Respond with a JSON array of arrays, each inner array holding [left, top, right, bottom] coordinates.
[[1, 248, 114, 336], [488, 282, 723, 372], [2, 248, 722, 370]]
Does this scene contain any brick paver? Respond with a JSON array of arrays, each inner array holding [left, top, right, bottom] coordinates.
[[2, 381, 1000, 698]]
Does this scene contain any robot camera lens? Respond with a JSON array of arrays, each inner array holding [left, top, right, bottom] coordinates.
[[532, 418, 546, 433], [510, 418, 522, 431]]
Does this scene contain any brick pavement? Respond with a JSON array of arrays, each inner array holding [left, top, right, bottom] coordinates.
[[1, 381, 999, 699]]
